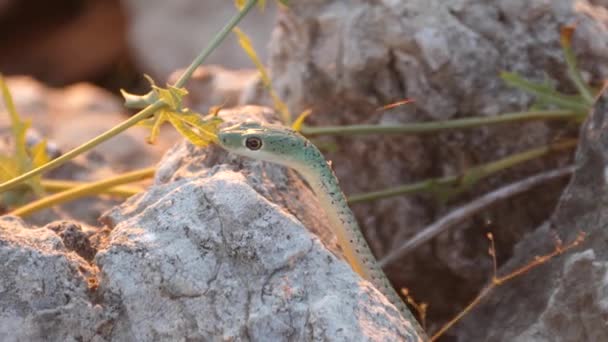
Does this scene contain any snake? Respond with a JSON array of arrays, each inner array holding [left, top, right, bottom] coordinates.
[[218, 121, 427, 341]]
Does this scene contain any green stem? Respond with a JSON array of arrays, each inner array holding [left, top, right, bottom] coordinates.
[[301, 110, 579, 136], [42, 179, 142, 197], [173, 0, 258, 88], [0, 1, 258, 194], [11, 167, 155, 217], [0, 102, 164, 194], [501, 72, 590, 112], [347, 139, 577, 204], [561, 32, 594, 104]]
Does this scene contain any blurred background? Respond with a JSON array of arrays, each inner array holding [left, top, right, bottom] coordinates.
[[0, 0, 276, 93], [0, 0, 278, 223]]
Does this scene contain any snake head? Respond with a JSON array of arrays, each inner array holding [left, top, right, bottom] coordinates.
[[218, 121, 319, 170]]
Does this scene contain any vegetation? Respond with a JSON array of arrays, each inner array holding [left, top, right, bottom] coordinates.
[[0, 1, 594, 339]]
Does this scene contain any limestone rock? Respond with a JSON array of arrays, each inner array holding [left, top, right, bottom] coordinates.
[[0, 216, 114, 342], [455, 90, 608, 341], [268, 0, 608, 322], [0, 106, 425, 341], [98, 169, 416, 341], [97, 106, 422, 340]]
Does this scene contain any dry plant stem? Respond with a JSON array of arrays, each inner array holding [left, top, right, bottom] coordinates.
[[380, 165, 576, 267], [301, 110, 579, 136], [349, 139, 577, 204], [0, 0, 259, 194], [401, 288, 428, 331], [10, 167, 155, 217], [429, 232, 585, 341], [42, 179, 142, 197], [429, 286, 492, 341]]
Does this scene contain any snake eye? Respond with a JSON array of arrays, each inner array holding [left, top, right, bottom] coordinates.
[[245, 136, 262, 150]]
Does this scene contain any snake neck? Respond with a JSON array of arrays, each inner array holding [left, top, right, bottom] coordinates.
[[296, 159, 372, 279], [290, 147, 428, 340]]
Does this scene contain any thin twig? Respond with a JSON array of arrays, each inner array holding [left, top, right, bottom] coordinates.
[[348, 139, 577, 204], [10, 167, 155, 217], [429, 230, 585, 341], [42, 179, 142, 197], [301, 110, 579, 137], [380, 165, 575, 268]]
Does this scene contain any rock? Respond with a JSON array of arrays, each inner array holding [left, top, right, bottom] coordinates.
[[95, 106, 421, 340], [268, 0, 608, 322], [455, 91, 608, 341], [46, 221, 97, 262], [0, 106, 424, 340], [123, 0, 278, 82], [514, 251, 608, 342], [149, 106, 339, 251], [0, 216, 114, 342], [98, 171, 415, 340]]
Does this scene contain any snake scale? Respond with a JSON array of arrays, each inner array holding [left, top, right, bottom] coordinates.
[[219, 121, 427, 341]]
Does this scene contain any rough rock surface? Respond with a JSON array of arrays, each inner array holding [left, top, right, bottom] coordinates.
[[455, 91, 608, 341], [268, 0, 608, 322], [0, 106, 425, 341], [0, 216, 114, 342]]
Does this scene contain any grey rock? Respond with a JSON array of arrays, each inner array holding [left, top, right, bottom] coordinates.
[[455, 91, 608, 341], [97, 106, 421, 341], [514, 250, 608, 342], [0, 216, 114, 342], [1, 106, 423, 341], [268, 0, 608, 321]]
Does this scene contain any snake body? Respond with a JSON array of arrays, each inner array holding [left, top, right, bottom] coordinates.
[[219, 121, 427, 340]]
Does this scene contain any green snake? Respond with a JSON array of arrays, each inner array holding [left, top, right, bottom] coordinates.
[[218, 121, 427, 341]]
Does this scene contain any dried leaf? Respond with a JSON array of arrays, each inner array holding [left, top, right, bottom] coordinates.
[[166, 113, 222, 146], [153, 85, 188, 110], [234, 0, 246, 10], [1, 75, 28, 164], [147, 111, 168, 144], [233, 27, 292, 123], [291, 109, 312, 131], [30, 140, 50, 167], [0, 74, 48, 199], [0, 156, 18, 180], [233, 27, 271, 85]]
